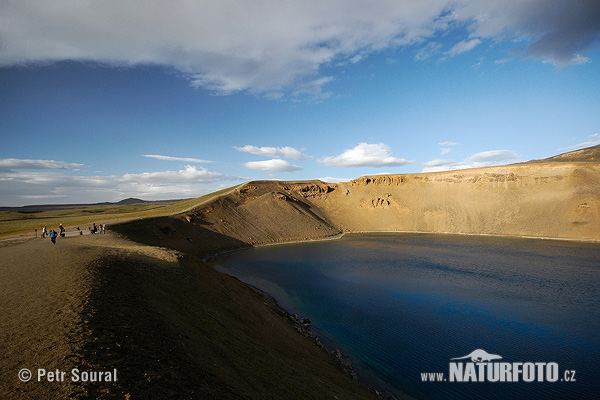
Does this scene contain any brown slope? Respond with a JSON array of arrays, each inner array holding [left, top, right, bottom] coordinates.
[[114, 180, 343, 259], [116, 160, 600, 257]]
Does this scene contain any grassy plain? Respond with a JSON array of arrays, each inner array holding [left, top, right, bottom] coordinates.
[[0, 186, 239, 237]]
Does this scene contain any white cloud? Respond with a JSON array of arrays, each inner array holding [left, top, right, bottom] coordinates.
[[559, 133, 600, 151], [235, 145, 308, 160], [141, 154, 213, 163], [557, 54, 590, 66], [0, 164, 238, 206], [422, 150, 520, 172], [415, 41, 442, 61], [0, 158, 83, 170], [423, 158, 455, 168], [121, 165, 226, 183], [439, 141, 457, 154], [467, 150, 519, 162], [319, 142, 413, 168], [349, 54, 364, 64], [243, 159, 302, 173], [446, 38, 482, 56], [494, 57, 513, 64], [318, 177, 352, 183], [1, 1, 597, 96]]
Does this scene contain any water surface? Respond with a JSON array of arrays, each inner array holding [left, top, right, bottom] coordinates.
[[216, 233, 600, 399]]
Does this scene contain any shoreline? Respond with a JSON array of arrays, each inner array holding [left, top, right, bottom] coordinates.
[[202, 229, 600, 262], [211, 250, 404, 400], [341, 229, 600, 243], [5, 226, 598, 251]]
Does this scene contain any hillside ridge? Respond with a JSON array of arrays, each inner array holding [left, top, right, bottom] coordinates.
[[524, 144, 600, 163]]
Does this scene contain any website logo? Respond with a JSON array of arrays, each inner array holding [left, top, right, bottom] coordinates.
[[420, 348, 577, 383], [451, 348, 502, 363]]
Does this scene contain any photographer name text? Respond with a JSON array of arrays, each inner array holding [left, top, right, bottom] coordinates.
[[19, 368, 117, 383]]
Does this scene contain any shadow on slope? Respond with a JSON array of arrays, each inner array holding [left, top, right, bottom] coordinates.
[[75, 248, 380, 399]]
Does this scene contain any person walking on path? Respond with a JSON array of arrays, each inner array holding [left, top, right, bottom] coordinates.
[[49, 229, 58, 245], [42, 226, 47, 238]]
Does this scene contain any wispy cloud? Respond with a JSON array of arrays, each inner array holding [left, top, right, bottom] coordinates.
[[319, 143, 413, 168], [0, 163, 239, 206], [0, 158, 83, 170], [438, 141, 459, 147], [494, 57, 513, 64], [235, 145, 308, 160], [559, 133, 600, 151], [468, 150, 519, 162], [1, 1, 597, 96], [243, 159, 302, 173], [544, 54, 589, 66], [318, 177, 353, 183], [438, 141, 458, 155], [423, 159, 455, 168], [141, 154, 213, 163], [422, 150, 520, 172], [415, 42, 442, 61], [446, 38, 482, 56], [121, 165, 225, 183]]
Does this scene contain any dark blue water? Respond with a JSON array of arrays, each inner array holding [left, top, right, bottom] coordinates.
[[216, 233, 600, 400]]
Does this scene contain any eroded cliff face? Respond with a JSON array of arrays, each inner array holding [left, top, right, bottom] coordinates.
[[313, 163, 600, 240]]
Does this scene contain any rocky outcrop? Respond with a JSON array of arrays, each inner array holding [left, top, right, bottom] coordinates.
[[360, 194, 395, 209], [293, 183, 336, 198], [351, 175, 406, 186]]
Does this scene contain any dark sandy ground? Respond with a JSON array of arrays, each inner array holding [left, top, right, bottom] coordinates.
[[0, 232, 381, 399], [1, 234, 95, 399], [0, 232, 179, 399]]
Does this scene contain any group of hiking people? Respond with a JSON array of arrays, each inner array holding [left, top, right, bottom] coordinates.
[[39, 222, 106, 244], [40, 224, 64, 244], [89, 222, 106, 234]]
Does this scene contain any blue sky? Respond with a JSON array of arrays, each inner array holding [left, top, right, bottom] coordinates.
[[1, 0, 599, 206]]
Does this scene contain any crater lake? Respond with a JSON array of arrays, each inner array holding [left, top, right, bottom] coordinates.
[[216, 233, 600, 399]]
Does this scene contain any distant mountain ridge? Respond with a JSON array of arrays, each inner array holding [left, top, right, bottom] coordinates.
[[114, 198, 147, 205], [0, 197, 183, 212]]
